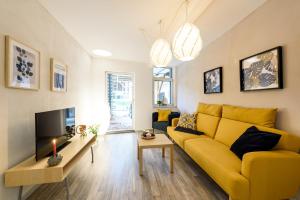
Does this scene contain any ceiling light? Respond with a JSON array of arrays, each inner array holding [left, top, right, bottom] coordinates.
[[172, 23, 202, 61], [150, 38, 172, 67], [172, 0, 203, 61], [92, 49, 112, 57], [150, 20, 173, 67]]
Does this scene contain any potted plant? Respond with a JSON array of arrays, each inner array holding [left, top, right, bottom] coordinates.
[[157, 100, 162, 106], [88, 124, 100, 136]]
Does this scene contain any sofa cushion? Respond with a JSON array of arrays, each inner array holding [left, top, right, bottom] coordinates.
[[215, 118, 300, 152], [222, 105, 277, 128], [167, 126, 208, 149], [174, 126, 203, 135], [184, 138, 249, 200], [157, 109, 171, 121], [197, 103, 222, 117], [230, 126, 281, 159], [177, 113, 197, 130], [196, 113, 221, 138]]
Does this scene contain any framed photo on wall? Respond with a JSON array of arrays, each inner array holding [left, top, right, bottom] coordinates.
[[240, 46, 283, 91], [5, 36, 40, 90], [51, 58, 67, 92], [204, 67, 223, 94]]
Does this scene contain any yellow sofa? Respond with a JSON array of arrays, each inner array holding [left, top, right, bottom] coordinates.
[[167, 103, 300, 200]]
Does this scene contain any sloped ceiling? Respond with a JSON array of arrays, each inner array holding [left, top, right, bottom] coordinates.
[[38, 0, 266, 65]]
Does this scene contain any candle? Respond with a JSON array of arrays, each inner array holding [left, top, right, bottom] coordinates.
[[52, 139, 57, 158]]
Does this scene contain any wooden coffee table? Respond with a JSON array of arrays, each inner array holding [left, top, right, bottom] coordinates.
[[137, 133, 174, 176]]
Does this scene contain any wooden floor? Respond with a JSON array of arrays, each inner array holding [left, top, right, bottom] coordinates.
[[27, 133, 228, 200]]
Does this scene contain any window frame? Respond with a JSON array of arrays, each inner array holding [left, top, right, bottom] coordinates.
[[152, 67, 176, 108]]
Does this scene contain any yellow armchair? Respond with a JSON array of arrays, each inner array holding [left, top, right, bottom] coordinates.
[[241, 150, 300, 200]]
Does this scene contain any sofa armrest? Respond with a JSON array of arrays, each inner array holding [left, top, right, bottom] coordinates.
[[171, 118, 180, 127], [168, 112, 180, 126], [152, 112, 158, 122], [241, 150, 300, 200]]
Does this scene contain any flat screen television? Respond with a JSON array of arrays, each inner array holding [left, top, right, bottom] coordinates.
[[35, 107, 75, 161]]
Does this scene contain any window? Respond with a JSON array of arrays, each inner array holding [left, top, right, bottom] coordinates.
[[153, 67, 174, 107]]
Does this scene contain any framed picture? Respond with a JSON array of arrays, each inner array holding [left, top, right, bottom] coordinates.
[[240, 46, 283, 91], [51, 58, 67, 92], [5, 36, 40, 90], [204, 67, 223, 94]]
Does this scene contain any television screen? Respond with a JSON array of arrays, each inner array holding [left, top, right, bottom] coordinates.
[[35, 107, 75, 161]]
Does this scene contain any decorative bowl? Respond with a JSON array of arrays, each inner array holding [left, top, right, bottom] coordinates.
[[141, 131, 155, 140]]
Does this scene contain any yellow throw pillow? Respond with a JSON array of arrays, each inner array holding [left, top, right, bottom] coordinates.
[[158, 109, 171, 122]]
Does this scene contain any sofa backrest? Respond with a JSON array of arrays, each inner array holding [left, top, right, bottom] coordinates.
[[214, 118, 300, 152], [214, 105, 300, 152], [196, 103, 222, 138], [222, 104, 277, 128]]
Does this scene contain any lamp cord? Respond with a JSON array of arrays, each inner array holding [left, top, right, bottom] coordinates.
[[140, 0, 189, 43], [185, 0, 189, 22], [164, 0, 187, 35], [139, 28, 152, 47], [159, 19, 162, 36]]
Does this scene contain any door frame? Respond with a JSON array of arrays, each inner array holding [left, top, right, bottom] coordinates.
[[105, 71, 135, 131]]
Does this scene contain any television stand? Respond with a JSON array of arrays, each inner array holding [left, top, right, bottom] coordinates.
[[4, 134, 96, 200]]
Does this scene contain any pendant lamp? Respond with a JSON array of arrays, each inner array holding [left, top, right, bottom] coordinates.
[[172, 1, 202, 61], [150, 20, 172, 67]]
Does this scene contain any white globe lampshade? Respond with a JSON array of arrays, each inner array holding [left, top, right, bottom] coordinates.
[[172, 23, 203, 61], [150, 39, 172, 67]]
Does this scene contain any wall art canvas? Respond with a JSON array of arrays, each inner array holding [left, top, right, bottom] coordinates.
[[240, 46, 283, 91], [5, 36, 40, 90], [51, 59, 67, 92], [204, 67, 223, 94]]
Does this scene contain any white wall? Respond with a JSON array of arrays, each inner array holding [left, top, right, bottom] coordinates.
[[91, 58, 152, 131], [0, 0, 94, 199], [176, 0, 300, 135], [0, 0, 152, 199]]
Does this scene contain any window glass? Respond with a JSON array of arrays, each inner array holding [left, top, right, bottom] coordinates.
[[153, 67, 174, 106], [154, 80, 172, 105], [153, 67, 172, 78]]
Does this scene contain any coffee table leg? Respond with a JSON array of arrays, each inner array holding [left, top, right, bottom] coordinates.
[[170, 145, 174, 173], [162, 147, 165, 158], [139, 147, 143, 176]]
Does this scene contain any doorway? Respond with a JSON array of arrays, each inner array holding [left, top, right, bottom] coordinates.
[[106, 72, 134, 132]]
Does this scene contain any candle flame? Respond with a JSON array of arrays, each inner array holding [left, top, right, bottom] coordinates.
[[52, 139, 56, 144]]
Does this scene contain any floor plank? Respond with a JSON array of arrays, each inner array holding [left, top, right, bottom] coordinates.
[[27, 133, 228, 200]]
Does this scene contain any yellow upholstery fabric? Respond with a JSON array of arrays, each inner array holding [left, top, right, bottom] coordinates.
[[157, 109, 171, 121], [195, 103, 222, 138], [197, 103, 222, 117], [167, 126, 208, 149], [171, 118, 179, 127], [214, 118, 300, 152], [241, 150, 300, 200], [196, 113, 221, 138], [222, 105, 277, 128], [184, 138, 249, 200], [167, 103, 300, 200]]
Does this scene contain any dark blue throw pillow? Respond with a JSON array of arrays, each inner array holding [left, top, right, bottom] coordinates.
[[175, 126, 203, 135], [230, 126, 281, 159]]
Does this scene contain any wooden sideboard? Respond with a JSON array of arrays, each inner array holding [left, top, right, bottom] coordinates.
[[4, 134, 96, 200]]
